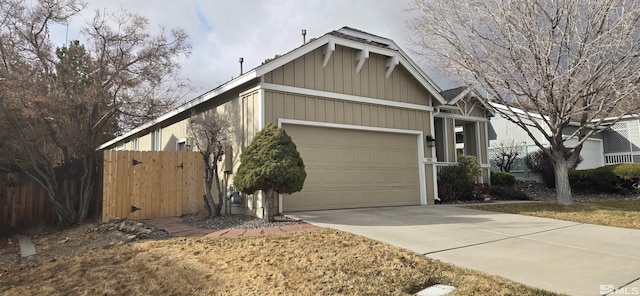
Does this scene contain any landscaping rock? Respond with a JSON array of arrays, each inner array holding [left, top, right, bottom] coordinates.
[[98, 218, 170, 242], [515, 180, 640, 201], [181, 212, 303, 230]]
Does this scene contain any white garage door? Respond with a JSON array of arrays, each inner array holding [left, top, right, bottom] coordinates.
[[567, 138, 605, 169], [282, 124, 420, 212]]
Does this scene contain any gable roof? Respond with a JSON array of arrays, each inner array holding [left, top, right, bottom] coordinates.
[[253, 26, 446, 103], [98, 26, 448, 150], [439, 86, 494, 116], [440, 86, 469, 103]]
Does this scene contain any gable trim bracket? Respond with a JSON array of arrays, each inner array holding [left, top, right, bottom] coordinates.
[[355, 48, 369, 73], [322, 40, 335, 67], [385, 56, 399, 79]]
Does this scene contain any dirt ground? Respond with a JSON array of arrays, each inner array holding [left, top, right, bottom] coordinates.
[[0, 228, 556, 296], [0, 212, 302, 273], [0, 219, 169, 272]]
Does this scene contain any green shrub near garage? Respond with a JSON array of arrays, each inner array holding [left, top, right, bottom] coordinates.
[[438, 155, 482, 202], [569, 163, 640, 193], [491, 171, 516, 187]]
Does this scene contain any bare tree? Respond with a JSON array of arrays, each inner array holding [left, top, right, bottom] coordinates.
[[0, 0, 191, 224], [410, 0, 640, 205], [189, 111, 231, 217], [493, 140, 524, 172]]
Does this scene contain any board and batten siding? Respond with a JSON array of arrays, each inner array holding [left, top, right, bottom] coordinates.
[[478, 121, 488, 164], [216, 89, 265, 217], [262, 45, 433, 107], [446, 118, 456, 162], [263, 90, 437, 204], [263, 91, 431, 145], [238, 89, 260, 151]]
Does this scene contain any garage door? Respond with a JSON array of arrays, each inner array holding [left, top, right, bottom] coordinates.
[[567, 138, 604, 169], [282, 124, 420, 212]]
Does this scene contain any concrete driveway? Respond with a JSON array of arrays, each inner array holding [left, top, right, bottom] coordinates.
[[288, 205, 640, 296]]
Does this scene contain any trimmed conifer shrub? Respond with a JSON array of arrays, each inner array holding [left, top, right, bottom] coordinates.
[[234, 124, 306, 222]]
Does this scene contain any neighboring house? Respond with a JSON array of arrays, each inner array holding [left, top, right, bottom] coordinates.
[[599, 115, 640, 164], [487, 102, 612, 178], [98, 27, 493, 218]]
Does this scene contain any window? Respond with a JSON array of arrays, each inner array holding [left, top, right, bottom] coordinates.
[[151, 129, 162, 151], [131, 138, 139, 151], [176, 138, 189, 151]]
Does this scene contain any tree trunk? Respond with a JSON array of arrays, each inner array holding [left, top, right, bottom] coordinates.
[[22, 166, 75, 225], [263, 189, 275, 223], [553, 157, 573, 205], [213, 162, 223, 216], [203, 165, 216, 216], [48, 191, 75, 226], [78, 154, 96, 222]]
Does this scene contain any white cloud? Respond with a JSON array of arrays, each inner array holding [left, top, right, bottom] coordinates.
[[48, 0, 458, 100]]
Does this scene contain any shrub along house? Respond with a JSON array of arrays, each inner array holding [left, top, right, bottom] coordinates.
[[98, 27, 493, 218]]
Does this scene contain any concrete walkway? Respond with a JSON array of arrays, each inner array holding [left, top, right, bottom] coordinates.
[[142, 217, 318, 238], [288, 205, 640, 296]]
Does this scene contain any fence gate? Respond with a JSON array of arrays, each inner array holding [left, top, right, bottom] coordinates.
[[102, 150, 204, 221]]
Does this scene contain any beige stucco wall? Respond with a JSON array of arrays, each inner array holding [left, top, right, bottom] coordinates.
[[161, 120, 190, 151], [138, 134, 151, 151], [263, 45, 434, 106]]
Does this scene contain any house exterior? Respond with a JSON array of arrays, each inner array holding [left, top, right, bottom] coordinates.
[[487, 102, 609, 178], [99, 27, 493, 218], [599, 115, 640, 164]]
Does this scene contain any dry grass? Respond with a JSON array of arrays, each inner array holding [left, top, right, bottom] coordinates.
[[468, 199, 640, 229], [0, 228, 559, 296]]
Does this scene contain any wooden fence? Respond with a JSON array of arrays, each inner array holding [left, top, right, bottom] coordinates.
[[0, 172, 58, 230], [101, 150, 205, 221], [1, 150, 205, 231]]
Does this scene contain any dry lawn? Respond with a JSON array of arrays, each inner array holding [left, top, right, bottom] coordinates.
[[0, 228, 558, 296], [469, 199, 640, 229]]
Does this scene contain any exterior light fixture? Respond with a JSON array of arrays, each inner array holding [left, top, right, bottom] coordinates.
[[426, 135, 436, 147]]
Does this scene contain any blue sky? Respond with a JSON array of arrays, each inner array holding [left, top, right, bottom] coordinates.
[[50, 0, 456, 100]]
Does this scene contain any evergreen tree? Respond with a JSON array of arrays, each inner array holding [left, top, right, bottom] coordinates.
[[235, 124, 306, 222]]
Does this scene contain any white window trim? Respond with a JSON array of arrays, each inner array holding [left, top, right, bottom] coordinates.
[[176, 138, 187, 151], [131, 137, 139, 151], [151, 129, 162, 151]]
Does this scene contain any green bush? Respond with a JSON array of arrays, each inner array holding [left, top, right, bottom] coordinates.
[[458, 155, 482, 180], [491, 171, 516, 187], [438, 155, 482, 202], [490, 186, 530, 200], [569, 163, 640, 193], [439, 165, 473, 202], [613, 163, 640, 179], [234, 124, 306, 221]]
